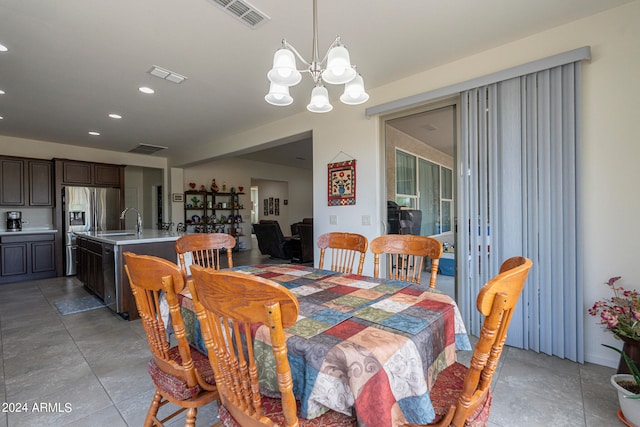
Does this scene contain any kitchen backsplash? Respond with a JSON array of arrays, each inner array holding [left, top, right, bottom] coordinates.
[[0, 208, 54, 231]]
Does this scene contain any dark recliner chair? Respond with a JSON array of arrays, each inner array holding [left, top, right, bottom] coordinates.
[[252, 220, 293, 260], [291, 223, 314, 264], [290, 217, 313, 236], [299, 223, 314, 263]]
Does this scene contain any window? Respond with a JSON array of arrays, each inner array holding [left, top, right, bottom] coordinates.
[[395, 148, 453, 235], [395, 150, 417, 208]]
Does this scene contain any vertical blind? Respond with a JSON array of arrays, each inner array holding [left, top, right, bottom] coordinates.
[[458, 62, 584, 362]]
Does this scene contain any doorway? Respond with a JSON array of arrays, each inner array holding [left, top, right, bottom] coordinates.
[[383, 101, 458, 299]]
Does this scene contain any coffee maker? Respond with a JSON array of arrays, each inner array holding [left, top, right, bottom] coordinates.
[[6, 211, 22, 232]]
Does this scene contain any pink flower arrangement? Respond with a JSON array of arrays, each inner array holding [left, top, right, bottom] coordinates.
[[589, 276, 640, 341]]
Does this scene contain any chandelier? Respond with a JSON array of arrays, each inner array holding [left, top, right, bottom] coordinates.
[[265, 0, 369, 113]]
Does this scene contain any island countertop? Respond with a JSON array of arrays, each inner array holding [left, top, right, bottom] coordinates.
[[74, 229, 184, 245]]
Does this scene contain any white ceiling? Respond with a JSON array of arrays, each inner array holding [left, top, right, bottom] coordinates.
[[0, 0, 632, 163]]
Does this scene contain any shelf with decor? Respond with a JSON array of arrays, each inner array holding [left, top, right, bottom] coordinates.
[[183, 190, 209, 226], [210, 192, 245, 250], [182, 190, 246, 247]]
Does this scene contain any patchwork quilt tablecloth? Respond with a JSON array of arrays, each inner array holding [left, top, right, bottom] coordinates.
[[180, 264, 471, 427]]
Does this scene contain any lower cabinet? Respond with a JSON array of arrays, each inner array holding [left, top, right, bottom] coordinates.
[[76, 237, 104, 299], [0, 233, 56, 284]]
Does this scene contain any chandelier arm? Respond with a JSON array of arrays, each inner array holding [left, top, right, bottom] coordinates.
[[282, 41, 312, 68]]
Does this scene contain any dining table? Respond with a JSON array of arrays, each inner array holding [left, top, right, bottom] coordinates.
[[178, 263, 471, 427]]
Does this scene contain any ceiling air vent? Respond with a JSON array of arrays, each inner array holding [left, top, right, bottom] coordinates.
[[129, 143, 168, 155], [209, 0, 270, 29]]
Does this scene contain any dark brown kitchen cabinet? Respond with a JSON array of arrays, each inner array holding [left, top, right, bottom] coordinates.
[[76, 236, 104, 299], [28, 160, 53, 206], [0, 156, 53, 207], [0, 233, 56, 284], [57, 159, 123, 187], [0, 157, 25, 205]]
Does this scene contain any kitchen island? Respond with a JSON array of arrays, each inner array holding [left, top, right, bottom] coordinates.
[[74, 229, 183, 320]]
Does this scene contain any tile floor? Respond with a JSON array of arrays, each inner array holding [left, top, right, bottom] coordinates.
[[0, 242, 622, 426]]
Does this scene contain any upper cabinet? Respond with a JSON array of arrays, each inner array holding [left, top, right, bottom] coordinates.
[[0, 156, 53, 207], [56, 159, 124, 187], [29, 160, 54, 206]]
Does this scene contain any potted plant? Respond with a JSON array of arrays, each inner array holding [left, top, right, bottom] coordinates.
[[606, 344, 640, 425], [589, 277, 640, 372], [590, 277, 640, 425]]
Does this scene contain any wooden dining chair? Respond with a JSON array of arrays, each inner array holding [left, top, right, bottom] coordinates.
[[175, 233, 236, 277], [402, 256, 532, 427], [123, 252, 220, 427], [317, 232, 368, 275], [370, 234, 443, 288], [188, 265, 357, 427]]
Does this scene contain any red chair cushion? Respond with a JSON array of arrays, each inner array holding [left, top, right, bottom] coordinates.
[[430, 361, 492, 427], [218, 395, 356, 427], [147, 345, 216, 401]]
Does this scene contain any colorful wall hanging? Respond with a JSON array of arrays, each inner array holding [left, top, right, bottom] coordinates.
[[327, 159, 356, 206]]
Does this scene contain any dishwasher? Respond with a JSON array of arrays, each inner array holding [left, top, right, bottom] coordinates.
[[102, 243, 117, 312]]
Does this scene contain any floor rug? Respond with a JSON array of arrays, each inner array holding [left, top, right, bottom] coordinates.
[[54, 295, 106, 316]]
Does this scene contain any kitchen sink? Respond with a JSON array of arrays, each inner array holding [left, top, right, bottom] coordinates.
[[96, 232, 136, 237]]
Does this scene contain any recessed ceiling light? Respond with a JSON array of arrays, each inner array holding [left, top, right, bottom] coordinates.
[[88, 131, 100, 136], [0, 116, 4, 120], [0, 89, 5, 95], [0, 43, 8, 52], [139, 86, 155, 94], [108, 113, 122, 119]]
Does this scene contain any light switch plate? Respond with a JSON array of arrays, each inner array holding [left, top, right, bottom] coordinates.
[[362, 215, 371, 226], [329, 215, 337, 225]]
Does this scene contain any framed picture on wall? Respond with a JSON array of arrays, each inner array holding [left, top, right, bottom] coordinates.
[[328, 159, 356, 206], [275, 198, 280, 215], [263, 199, 268, 216], [172, 193, 184, 202], [269, 197, 274, 214]]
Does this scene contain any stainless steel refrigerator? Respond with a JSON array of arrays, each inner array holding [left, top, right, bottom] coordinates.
[[63, 186, 121, 275]]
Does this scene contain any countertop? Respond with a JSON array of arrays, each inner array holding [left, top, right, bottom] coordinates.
[[0, 229, 58, 236], [74, 229, 184, 245]]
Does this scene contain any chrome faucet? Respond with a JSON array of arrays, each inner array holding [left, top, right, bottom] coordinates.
[[120, 207, 143, 234]]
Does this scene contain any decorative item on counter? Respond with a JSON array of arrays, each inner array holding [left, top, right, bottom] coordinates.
[[211, 179, 219, 193], [220, 215, 226, 223], [176, 223, 186, 233], [189, 182, 196, 189], [238, 186, 244, 192], [191, 196, 201, 207], [200, 184, 206, 191], [222, 182, 227, 192], [230, 187, 236, 193], [235, 214, 243, 222], [158, 222, 174, 232], [191, 215, 201, 223]]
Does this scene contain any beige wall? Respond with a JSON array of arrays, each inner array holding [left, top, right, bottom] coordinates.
[[1, 2, 638, 367]]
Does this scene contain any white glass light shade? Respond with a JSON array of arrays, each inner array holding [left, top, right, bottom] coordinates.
[[340, 74, 369, 105], [306, 86, 333, 113], [321, 45, 356, 85], [265, 83, 293, 106], [267, 48, 302, 86]]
